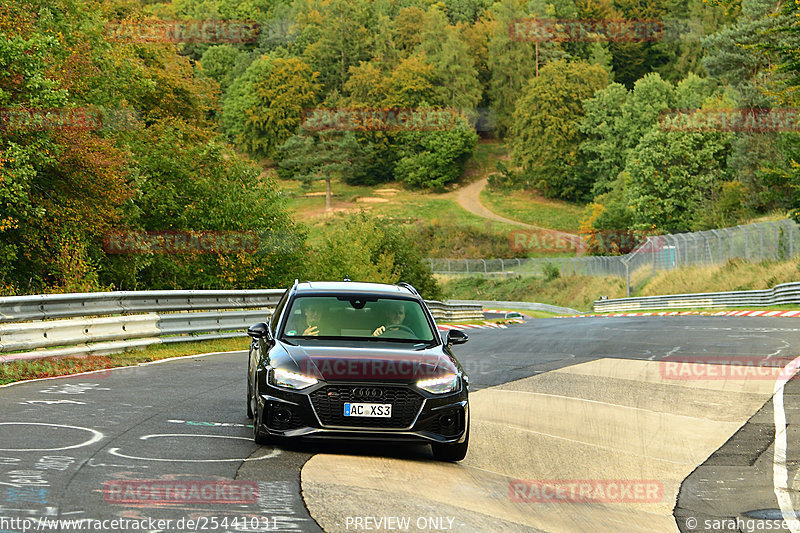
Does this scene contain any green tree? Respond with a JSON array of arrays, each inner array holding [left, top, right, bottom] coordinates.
[[198, 45, 252, 94], [222, 55, 320, 159], [299, 0, 374, 93], [308, 213, 442, 300], [278, 132, 373, 210], [579, 82, 629, 195], [510, 60, 609, 200], [704, 0, 794, 212], [393, 115, 478, 190], [419, 10, 482, 109], [624, 128, 732, 233], [112, 118, 306, 291], [486, 0, 537, 136]]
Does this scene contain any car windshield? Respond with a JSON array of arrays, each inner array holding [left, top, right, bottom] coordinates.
[[280, 296, 435, 342]]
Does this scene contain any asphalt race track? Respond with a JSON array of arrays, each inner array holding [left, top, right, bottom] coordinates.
[[3, 316, 800, 532]]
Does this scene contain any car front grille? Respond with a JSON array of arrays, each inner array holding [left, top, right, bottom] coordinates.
[[309, 385, 424, 428]]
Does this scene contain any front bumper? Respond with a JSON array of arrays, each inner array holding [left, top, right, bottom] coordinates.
[[255, 380, 468, 444]]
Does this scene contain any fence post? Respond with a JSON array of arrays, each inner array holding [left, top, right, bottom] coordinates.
[[729, 228, 734, 260], [465, 259, 469, 274], [624, 260, 631, 297], [500, 258, 504, 273], [739, 225, 748, 260], [651, 238, 656, 275], [791, 224, 795, 258], [711, 230, 721, 265], [517, 258, 522, 277], [482, 259, 487, 279]]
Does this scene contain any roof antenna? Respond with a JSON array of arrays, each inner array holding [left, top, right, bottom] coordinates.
[[343, 275, 351, 282]]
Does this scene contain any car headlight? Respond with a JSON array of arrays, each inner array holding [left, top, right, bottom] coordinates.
[[417, 373, 459, 394], [269, 368, 318, 390]]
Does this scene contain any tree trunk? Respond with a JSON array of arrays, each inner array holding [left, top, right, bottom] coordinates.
[[325, 179, 332, 211]]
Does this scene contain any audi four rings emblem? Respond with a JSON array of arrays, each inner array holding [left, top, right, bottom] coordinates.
[[352, 387, 383, 399]]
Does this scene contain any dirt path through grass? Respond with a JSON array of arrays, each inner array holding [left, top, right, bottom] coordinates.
[[454, 177, 578, 238]]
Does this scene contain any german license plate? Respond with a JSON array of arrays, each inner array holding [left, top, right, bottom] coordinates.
[[343, 403, 392, 417]]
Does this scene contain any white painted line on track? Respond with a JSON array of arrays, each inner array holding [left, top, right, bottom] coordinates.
[[773, 355, 800, 532], [0, 422, 104, 452]]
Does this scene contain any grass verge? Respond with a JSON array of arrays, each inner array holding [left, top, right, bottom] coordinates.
[[479, 187, 585, 233], [440, 258, 800, 312], [0, 337, 249, 386]]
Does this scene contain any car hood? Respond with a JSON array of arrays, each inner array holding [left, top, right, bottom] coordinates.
[[281, 343, 456, 381]]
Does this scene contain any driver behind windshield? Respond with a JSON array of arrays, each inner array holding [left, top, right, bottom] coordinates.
[[372, 301, 407, 337], [286, 301, 335, 336]]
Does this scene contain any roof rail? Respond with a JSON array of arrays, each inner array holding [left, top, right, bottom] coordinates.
[[396, 282, 418, 295]]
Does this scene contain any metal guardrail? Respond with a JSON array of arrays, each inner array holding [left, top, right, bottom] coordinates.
[[0, 289, 285, 322], [593, 282, 800, 312], [446, 300, 581, 316], [0, 290, 484, 362]]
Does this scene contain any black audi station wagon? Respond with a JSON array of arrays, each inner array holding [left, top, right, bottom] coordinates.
[[246, 280, 470, 461]]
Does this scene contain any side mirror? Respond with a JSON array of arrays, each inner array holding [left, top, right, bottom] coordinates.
[[247, 322, 271, 340], [446, 329, 468, 346]]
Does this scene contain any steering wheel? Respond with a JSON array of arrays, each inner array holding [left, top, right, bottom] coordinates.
[[384, 324, 416, 337]]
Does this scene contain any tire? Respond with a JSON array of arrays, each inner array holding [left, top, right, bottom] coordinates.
[[246, 367, 254, 419], [253, 406, 273, 445], [431, 427, 469, 462]]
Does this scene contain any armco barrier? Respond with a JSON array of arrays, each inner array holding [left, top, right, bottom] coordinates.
[[593, 281, 800, 312], [446, 300, 581, 316], [0, 290, 484, 362]]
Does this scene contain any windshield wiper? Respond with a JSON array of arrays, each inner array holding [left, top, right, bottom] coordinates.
[[413, 340, 439, 350]]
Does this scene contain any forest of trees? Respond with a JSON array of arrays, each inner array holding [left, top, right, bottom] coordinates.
[[2, 0, 800, 294]]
